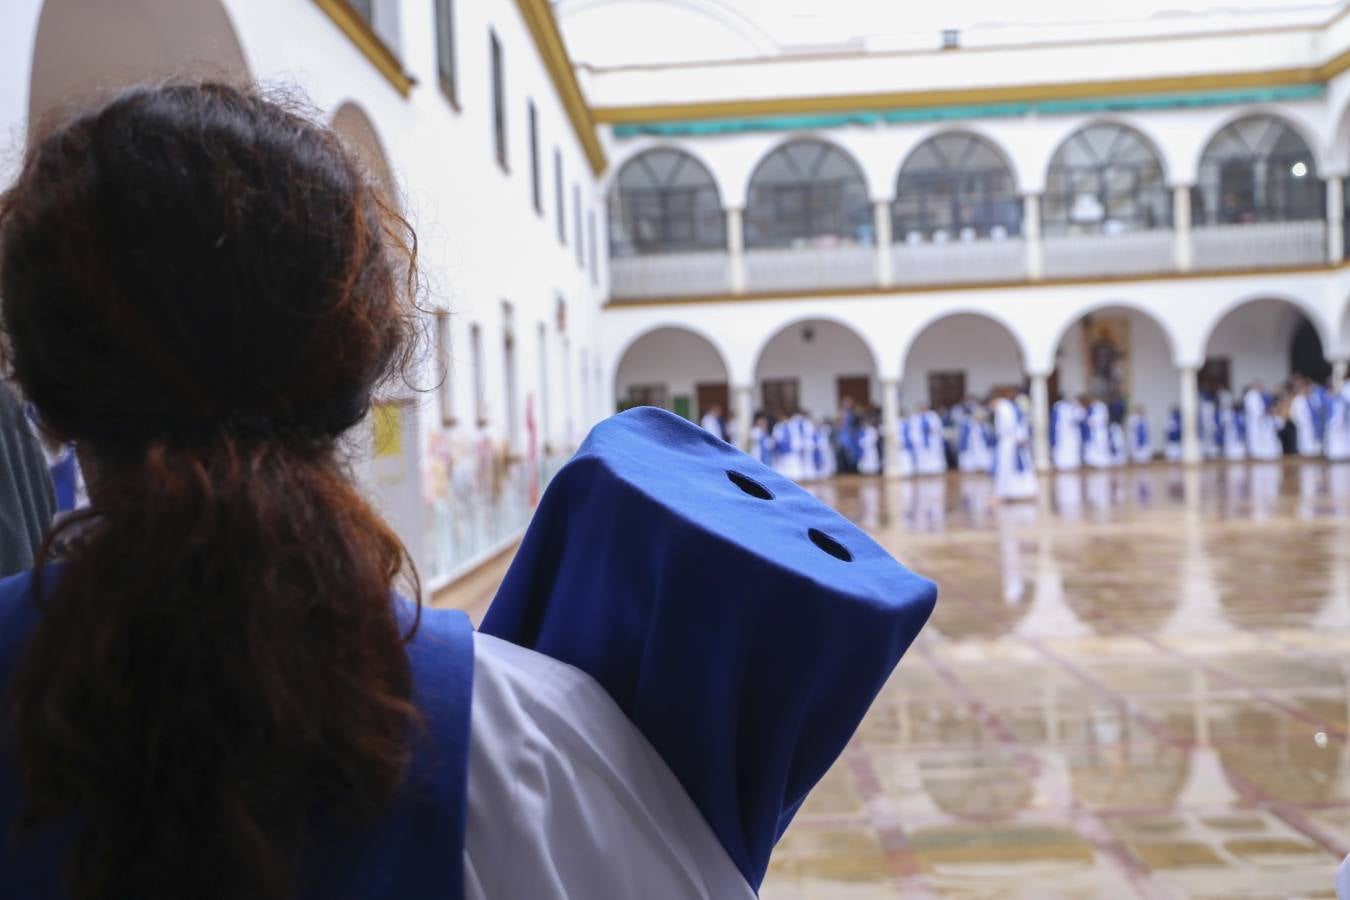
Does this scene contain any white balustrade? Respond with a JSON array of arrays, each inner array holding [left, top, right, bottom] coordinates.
[[609, 251, 730, 300], [1191, 220, 1328, 271], [891, 237, 1026, 285], [744, 243, 877, 293], [1042, 230, 1176, 278]]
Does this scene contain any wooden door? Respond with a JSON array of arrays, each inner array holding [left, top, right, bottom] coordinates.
[[696, 382, 730, 420], [926, 371, 965, 409], [762, 378, 800, 417], [836, 375, 872, 411]]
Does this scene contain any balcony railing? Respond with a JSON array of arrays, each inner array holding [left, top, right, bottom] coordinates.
[[1192, 221, 1327, 271], [1042, 230, 1175, 279], [892, 237, 1026, 285], [604, 218, 1338, 302], [610, 251, 729, 299], [744, 244, 876, 293]]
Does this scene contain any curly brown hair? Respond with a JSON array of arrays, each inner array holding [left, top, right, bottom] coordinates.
[[0, 82, 423, 899]]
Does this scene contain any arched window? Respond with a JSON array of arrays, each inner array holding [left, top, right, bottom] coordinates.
[[1043, 124, 1169, 235], [608, 149, 724, 256], [892, 132, 1020, 242], [1194, 115, 1322, 225], [745, 140, 871, 249]]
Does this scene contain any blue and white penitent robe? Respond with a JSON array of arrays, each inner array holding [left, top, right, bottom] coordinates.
[[1127, 413, 1151, 464], [1165, 409, 1183, 461], [0, 409, 937, 900]]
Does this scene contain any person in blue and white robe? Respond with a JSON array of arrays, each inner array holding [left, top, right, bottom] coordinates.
[[771, 415, 798, 480], [700, 405, 727, 443], [1083, 398, 1112, 469], [1165, 406, 1183, 461], [1108, 419, 1127, 467], [914, 404, 947, 476], [857, 417, 881, 475], [1244, 383, 1283, 461], [958, 406, 994, 473], [1290, 379, 1322, 458], [1218, 391, 1245, 461], [895, 410, 916, 478], [1198, 389, 1220, 459], [1051, 396, 1082, 471], [1127, 405, 1152, 464], [749, 415, 774, 466], [814, 419, 837, 479], [792, 413, 817, 481], [992, 393, 1037, 502]]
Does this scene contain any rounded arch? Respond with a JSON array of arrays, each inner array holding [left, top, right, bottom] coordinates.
[[898, 311, 1028, 408], [743, 138, 871, 248], [750, 316, 880, 417], [1044, 300, 1181, 374], [28, 0, 251, 132], [611, 324, 733, 418], [1193, 112, 1323, 225], [607, 146, 725, 257], [1200, 294, 1334, 388], [330, 101, 398, 206], [1043, 120, 1170, 235], [892, 130, 1022, 243], [897, 308, 1031, 379]]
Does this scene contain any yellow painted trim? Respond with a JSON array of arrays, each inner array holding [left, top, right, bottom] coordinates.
[[1318, 46, 1350, 80], [514, 0, 607, 175], [604, 262, 1333, 308], [312, 0, 415, 98], [593, 67, 1324, 125]]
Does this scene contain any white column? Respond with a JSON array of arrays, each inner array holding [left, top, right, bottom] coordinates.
[[1333, 359, 1348, 391], [1173, 185, 1193, 272], [733, 383, 753, 453], [1328, 176, 1344, 265], [726, 207, 746, 294], [881, 378, 901, 477], [874, 199, 893, 287], [1179, 365, 1200, 465], [1029, 372, 1051, 472], [1023, 194, 1042, 280]]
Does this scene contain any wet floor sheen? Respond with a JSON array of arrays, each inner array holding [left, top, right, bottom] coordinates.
[[760, 461, 1350, 900]]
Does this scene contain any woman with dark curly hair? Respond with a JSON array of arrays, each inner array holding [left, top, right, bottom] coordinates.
[[0, 82, 935, 900]]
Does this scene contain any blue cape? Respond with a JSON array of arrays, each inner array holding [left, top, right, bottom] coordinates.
[[480, 408, 936, 889], [0, 569, 474, 900]]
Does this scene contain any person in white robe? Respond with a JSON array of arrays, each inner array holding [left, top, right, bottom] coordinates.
[[814, 419, 837, 479], [915, 405, 947, 476], [856, 419, 881, 475], [1290, 380, 1322, 458], [992, 394, 1037, 502], [894, 410, 916, 478], [1051, 397, 1082, 471], [771, 415, 799, 480], [1109, 420, 1128, 467], [1218, 391, 1245, 461], [793, 414, 817, 481], [749, 416, 774, 467], [1244, 383, 1282, 461], [1327, 382, 1350, 462], [1082, 399, 1112, 469], [958, 407, 994, 473], [1127, 406, 1152, 464], [1164, 407, 1183, 461], [699, 405, 726, 442], [1198, 390, 1219, 459]]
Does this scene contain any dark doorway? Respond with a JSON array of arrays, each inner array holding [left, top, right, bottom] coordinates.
[[696, 382, 730, 420], [1290, 319, 1331, 383], [762, 378, 800, 417], [836, 375, 872, 411], [1200, 357, 1231, 392], [927, 371, 966, 410]]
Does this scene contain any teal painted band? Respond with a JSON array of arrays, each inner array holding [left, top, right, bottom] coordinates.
[[611, 83, 1326, 138]]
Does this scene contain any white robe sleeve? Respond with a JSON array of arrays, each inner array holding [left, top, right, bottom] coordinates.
[[463, 632, 756, 900]]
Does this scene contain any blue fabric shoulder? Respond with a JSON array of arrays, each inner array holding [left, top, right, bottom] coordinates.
[[0, 569, 474, 900], [479, 407, 937, 890]]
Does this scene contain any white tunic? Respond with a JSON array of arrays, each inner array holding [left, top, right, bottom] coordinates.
[[916, 411, 948, 475], [465, 633, 755, 900], [1051, 402, 1082, 471], [1327, 385, 1350, 462], [992, 398, 1037, 501], [1290, 393, 1321, 458], [1244, 388, 1282, 461], [958, 415, 994, 474], [856, 424, 881, 475], [1126, 413, 1152, 464], [1082, 402, 1112, 469], [1218, 394, 1246, 461], [699, 413, 725, 443]]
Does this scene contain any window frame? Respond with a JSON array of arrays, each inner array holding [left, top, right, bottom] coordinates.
[[489, 29, 507, 171], [434, 0, 458, 109]]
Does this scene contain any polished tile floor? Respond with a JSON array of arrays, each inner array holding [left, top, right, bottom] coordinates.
[[436, 460, 1350, 899], [763, 461, 1350, 900]]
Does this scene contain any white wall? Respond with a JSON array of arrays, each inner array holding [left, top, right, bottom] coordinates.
[[1206, 300, 1307, 390], [755, 319, 877, 417], [614, 327, 728, 413], [1054, 306, 1176, 443], [902, 314, 1024, 407]]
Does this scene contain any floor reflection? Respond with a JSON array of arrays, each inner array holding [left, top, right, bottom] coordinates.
[[766, 459, 1350, 900]]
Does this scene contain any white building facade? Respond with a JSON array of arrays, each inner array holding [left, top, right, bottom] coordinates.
[[583, 4, 1350, 476], [0, 0, 611, 590]]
